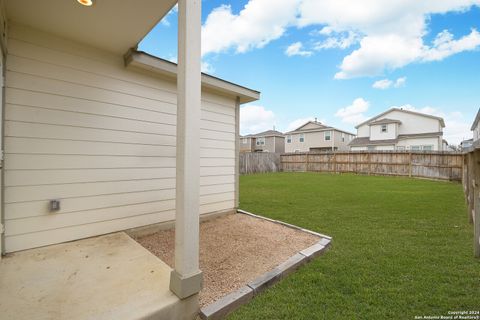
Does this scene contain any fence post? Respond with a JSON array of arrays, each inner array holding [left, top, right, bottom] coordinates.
[[305, 153, 309, 172], [474, 150, 480, 257], [409, 152, 413, 178], [367, 151, 372, 175], [467, 153, 475, 224], [333, 152, 337, 174]]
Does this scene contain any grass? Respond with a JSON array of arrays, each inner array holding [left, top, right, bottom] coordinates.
[[229, 172, 480, 320]]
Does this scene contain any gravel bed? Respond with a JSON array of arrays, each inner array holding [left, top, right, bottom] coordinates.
[[133, 213, 319, 307]]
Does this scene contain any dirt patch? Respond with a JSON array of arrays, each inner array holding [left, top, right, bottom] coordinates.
[[133, 213, 319, 307]]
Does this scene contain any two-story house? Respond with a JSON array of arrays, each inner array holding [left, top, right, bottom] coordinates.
[[349, 108, 446, 151], [284, 120, 355, 153], [240, 130, 285, 153]]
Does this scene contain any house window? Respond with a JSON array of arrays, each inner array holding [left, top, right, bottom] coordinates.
[[299, 134, 305, 143], [341, 133, 345, 142], [411, 145, 421, 151], [241, 138, 248, 144], [324, 131, 331, 141], [367, 146, 375, 151], [422, 145, 433, 151], [381, 124, 387, 133], [286, 135, 292, 143], [397, 146, 405, 151], [256, 137, 265, 146]]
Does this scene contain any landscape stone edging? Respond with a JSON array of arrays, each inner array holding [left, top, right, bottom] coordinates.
[[198, 210, 332, 320], [237, 209, 332, 240]]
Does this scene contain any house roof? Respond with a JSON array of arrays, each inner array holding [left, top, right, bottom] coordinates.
[[5, 0, 175, 54], [126, 51, 260, 104], [244, 130, 284, 138], [349, 132, 443, 146], [286, 121, 355, 135], [355, 108, 445, 129], [368, 118, 402, 126], [291, 121, 328, 132], [349, 137, 398, 146], [471, 108, 480, 130]]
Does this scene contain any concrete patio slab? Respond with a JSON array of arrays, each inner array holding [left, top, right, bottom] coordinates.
[[0, 232, 197, 320]]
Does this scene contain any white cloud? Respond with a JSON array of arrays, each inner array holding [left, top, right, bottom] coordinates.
[[296, 0, 480, 79], [318, 26, 334, 36], [335, 98, 370, 125], [285, 42, 312, 57], [372, 79, 393, 89], [423, 29, 480, 61], [201, 0, 300, 56], [240, 105, 276, 135], [314, 31, 359, 50], [160, 4, 178, 27], [202, 0, 480, 77], [393, 104, 471, 144], [201, 61, 215, 74], [334, 34, 424, 79], [394, 76, 407, 88], [372, 76, 406, 89]]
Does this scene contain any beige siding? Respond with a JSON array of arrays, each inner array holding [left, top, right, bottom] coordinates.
[[285, 130, 352, 152], [3, 23, 236, 252]]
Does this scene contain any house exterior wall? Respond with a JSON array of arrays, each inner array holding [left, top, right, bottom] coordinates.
[[351, 146, 367, 151], [3, 23, 237, 252], [370, 123, 397, 141], [240, 137, 252, 152], [263, 137, 274, 152], [274, 136, 285, 153], [357, 125, 370, 137], [372, 145, 395, 151], [388, 110, 440, 135], [353, 110, 443, 150], [396, 137, 442, 150], [473, 122, 480, 142], [252, 136, 269, 152], [285, 130, 353, 152]]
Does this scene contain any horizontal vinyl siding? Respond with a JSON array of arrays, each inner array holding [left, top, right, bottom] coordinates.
[[3, 23, 237, 252]]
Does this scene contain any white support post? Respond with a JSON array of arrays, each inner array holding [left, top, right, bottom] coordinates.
[[474, 150, 480, 258], [170, 0, 203, 299], [234, 97, 240, 209]]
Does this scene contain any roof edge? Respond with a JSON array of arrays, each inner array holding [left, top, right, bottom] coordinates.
[[124, 50, 260, 104], [355, 108, 445, 129], [285, 127, 355, 136], [471, 108, 480, 130]]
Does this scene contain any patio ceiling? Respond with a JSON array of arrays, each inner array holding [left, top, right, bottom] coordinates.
[[5, 0, 176, 54]]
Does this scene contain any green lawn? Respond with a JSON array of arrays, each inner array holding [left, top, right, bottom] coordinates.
[[229, 173, 479, 320]]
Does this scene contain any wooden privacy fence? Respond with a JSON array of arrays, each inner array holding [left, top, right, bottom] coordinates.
[[281, 151, 464, 181], [462, 144, 480, 257], [240, 152, 281, 174]]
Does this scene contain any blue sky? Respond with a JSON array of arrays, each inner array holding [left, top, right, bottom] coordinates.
[[139, 0, 480, 144]]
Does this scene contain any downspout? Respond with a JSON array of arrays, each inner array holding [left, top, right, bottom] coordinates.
[[0, 1, 7, 257]]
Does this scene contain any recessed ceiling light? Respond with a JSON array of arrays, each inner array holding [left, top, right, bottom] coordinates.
[[77, 0, 93, 6]]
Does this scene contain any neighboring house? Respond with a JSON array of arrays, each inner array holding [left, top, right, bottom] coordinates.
[[240, 130, 285, 153], [284, 120, 355, 153], [471, 108, 480, 142], [349, 108, 446, 151], [0, 0, 259, 317], [460, 139, 473, 150]]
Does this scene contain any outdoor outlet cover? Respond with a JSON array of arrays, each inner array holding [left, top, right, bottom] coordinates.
[[50, 199, 61, 212]]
